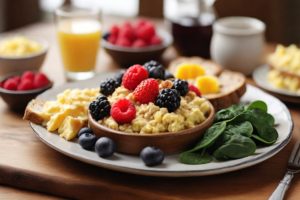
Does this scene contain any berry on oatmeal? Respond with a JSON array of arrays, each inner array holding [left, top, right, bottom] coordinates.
[[155, 88, 181, 112], [100, 79, 117, 96], [114, 71, 124, 87], [111, 99, 136, 124], [188, 84, 201, 97], [172, 79, 189, 96], [122, 64, 148, 90], [89, 95, 111, 121], [164, 71, 175, 80], [133, 78, 159, 104], [144, 60, 165, 80]]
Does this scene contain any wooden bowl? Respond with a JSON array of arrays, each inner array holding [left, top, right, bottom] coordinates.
[[0, 72, 53, 112], [0, 36, 48, 76], [102, 29, 173, 67], [88, 102, 215, 155]]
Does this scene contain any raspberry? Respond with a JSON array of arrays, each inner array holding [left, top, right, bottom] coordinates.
[[89, 95, 111, 121], [189, 84, 201, 97], [21, 71, 35, 82], [135, 19, 147, 29], [116, 37, 131, 47], [3, 78, 18, 90], [110, 25, 119, 37], [119, 25, 135, 42], [133, 78, 159, 104], [132, 39, 147, 48], [108, 35, 117, 44], [17, 79, 34, 91], [150, 35, 162, 45], [172, 79, 189, 96], [33, 72, 50, 89], [136, 23, 155, 42], [122, 64, 148, 90], [111, 99, 136, 124], [11, 76, 21, 84]]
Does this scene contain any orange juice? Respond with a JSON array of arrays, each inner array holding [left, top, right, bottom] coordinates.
[[57, 19, 101, 72]]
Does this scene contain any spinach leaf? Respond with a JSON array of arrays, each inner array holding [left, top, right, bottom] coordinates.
[[246, 100, 268, 112], [251, 126, 278, 145], [213, 135, 256, 160], [214, 104, 245, 122], [179, 150, 212, 164], [225, 121, 253, 137], [189, 121, 227, 152]]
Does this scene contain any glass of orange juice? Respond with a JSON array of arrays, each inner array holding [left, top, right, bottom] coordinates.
[[55, 6, 101, 81]]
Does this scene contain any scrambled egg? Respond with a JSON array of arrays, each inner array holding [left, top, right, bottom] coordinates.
[[268, 44, 300, 92], [0, 36, 43, 57], [39, 88, 99, 140]]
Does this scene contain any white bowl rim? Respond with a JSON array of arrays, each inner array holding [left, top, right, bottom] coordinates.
[[0, 35, 49, 60], [213, 16, 266, 36], [102, 29, 173, 52]]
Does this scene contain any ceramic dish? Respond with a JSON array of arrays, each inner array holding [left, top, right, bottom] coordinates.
[[253, 65, 300, 103], [29, 73, 293, 177]]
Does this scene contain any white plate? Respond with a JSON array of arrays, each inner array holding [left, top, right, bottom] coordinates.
[[30, 73, 293, 177], [253, 65, 300, 101]]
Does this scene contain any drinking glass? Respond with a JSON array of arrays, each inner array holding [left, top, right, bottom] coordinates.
[[55, 6, 101, 81]]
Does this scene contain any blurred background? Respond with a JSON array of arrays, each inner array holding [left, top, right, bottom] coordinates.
[[0, 0, 298, 44]]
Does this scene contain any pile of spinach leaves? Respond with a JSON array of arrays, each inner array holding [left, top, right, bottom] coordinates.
[[179, 100, 278, 164]]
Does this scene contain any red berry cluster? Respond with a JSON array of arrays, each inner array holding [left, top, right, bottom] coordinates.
[[0, 71, 50, 91], [107, 20, 162, 48]]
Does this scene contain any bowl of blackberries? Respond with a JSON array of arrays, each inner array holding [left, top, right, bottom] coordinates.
[[102, 19, 173, 67]]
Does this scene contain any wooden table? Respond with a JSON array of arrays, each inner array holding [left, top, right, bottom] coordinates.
[[1, 18, 300, 200]]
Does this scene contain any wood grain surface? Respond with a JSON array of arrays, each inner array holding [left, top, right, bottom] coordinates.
[[0, 19, 300, 200]]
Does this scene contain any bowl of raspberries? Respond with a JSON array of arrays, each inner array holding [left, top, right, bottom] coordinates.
[[102, 19, 173, 67], [88, 61, 215, 155], [0, 70, 52, 111]]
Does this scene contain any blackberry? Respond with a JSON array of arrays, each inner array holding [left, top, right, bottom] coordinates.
[[172, 79, 189, 96], [164, 71, 174, 80], [155, 89, 181, 112], [144, 60, 165, 80], [89, 95, 111, 121], [113, 71, 124, 87], [100, 79, 117, 96]]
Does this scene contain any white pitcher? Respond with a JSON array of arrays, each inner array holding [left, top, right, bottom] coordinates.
[[210, 17, 266, 75]]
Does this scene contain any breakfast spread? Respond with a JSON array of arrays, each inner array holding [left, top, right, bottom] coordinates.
[[169, 57, 246, 110], [180, 100, 278, 164], [268, 44, 300, 93], [0, 71, 50, 91], [0, 36, 43, 57], [106, 20, 162, 48]]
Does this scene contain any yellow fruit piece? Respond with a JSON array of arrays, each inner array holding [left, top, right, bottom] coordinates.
[[195, 75, 220, 94], [175, 63, 206, 80]]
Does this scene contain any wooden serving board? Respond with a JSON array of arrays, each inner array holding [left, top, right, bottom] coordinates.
[[1, 99, 300, 200]]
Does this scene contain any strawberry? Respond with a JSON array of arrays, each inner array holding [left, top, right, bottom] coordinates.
[[17, 79, 34, 91], [111, 99, 136, 124], [122, 64, 148, 90], [33, 72, 50, 89], [133, 78, 159, 104], [188, 84, 201, 97], [3, 78, 18, 90]]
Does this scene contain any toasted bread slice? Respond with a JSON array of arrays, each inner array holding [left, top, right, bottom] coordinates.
[[168, 56, 223, 76], [23, 99, 47, 125], [204, 70, 246, 110]]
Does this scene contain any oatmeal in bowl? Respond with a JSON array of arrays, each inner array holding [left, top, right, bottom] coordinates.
[[88, 61, 214, 154]]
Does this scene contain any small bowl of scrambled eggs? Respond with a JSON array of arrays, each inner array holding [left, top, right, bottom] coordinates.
[[0, 36, 48, 76]]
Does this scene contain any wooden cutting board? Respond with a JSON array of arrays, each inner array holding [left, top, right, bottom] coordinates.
[[0, 99, 300, 200]]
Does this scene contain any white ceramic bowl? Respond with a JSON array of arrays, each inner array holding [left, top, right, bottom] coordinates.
[[0, 36, 48, 77]]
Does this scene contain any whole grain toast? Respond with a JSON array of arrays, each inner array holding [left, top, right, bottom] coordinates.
[[23, 99, 46, 125]]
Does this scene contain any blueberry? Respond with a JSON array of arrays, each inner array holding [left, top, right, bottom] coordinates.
[[140, 146, 164, 166], [164, 71, 174, 80], [78, 133, 97, 150], [95, 137, 116, 158], [77, 127, 93, 137]]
